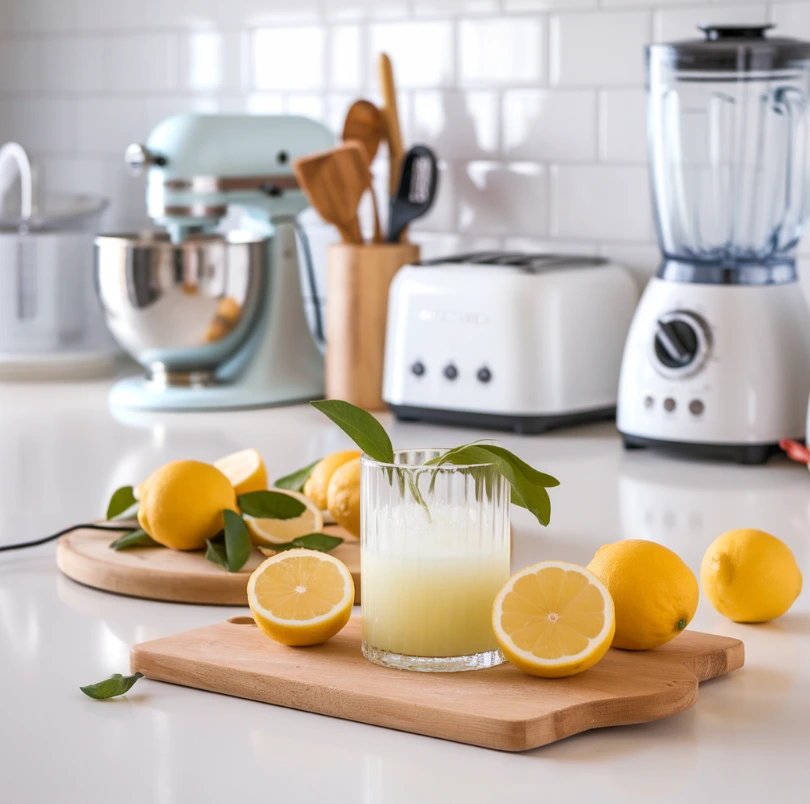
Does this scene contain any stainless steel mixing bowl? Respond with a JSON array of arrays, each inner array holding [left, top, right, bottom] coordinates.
[[95, 231, 267, 387]]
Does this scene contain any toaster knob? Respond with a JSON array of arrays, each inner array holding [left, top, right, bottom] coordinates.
[[411, 361, 426, 377], [443, 364, 459, 380], [477, 367, 492, 383]]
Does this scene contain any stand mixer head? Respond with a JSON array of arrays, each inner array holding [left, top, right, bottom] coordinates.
[[96, 114, 334, 411]]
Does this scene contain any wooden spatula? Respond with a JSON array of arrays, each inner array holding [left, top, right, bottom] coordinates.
[[378, 53, 404, 198], [342, 100, 385, 243], [293, 143, 371, 245]]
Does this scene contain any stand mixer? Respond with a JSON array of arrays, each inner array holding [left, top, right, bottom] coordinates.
[[618, 25, 810, 464], [96, 114, 333, 411]]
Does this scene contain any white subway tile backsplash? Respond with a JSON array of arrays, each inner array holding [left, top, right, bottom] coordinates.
[[458, 17, 546, 86], [76, 0, 147, 31], [504, 1, 596, 9], [0, 40, 46, 94], [5, 99, 76, 153], [105, 34, 179, 93], [211, 0, 320, 26], [599, 88, 647, 163], [412, 91, 499, 160], [458, 161, 549, 237], [654, 4, 769, 42], [503, 89, 597, 161], [246, 93, 285, 114], [9, 0, 76, 32], [414, 1, 498, 15], [370, 21, 454, 88], [323, 0, 409, 20], [40, 157, 108, 198], [328, 25, 364, 91], [74, 98, 151, 156], [285, 94, 327, 121], [550, 11, 650, 87], [44, 37, 106, 94], [771, 3, 810, 37], [179, 32, 244, 93], [252, 27, 326, 91], [552, 165, 652, 241]]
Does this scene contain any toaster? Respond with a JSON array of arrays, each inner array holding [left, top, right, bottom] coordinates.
[[383, 252, 640, 433]]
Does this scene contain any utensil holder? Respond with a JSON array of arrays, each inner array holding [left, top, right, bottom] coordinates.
[[326, 242, 420, 411]]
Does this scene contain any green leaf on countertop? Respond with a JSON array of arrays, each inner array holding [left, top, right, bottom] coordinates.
[[80, 672, 143, 700], [106, 486, 138, 520], [237, 490, 307, 520], [205, 532, 229, 570], [275, 459, 322, 492], [109, 528, 161, 551], [223, 509, 251, 572], [259, 532, 344, 555], [310, 400, 394, 464]]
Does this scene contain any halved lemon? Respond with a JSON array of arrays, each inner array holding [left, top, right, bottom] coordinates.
[[214, 448, 268, 496], [493, 560, 615, 678], [247, 549, 355, 646], [243, 488, 324, 546]]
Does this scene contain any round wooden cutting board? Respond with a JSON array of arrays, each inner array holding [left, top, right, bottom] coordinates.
[[57, 523, 361, 606]]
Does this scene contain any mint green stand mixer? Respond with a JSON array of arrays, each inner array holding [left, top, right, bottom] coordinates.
[[95, 114, 334, 411]]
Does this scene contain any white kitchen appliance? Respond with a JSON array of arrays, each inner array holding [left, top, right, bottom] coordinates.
[[618, 25, 810, 464], [383, 252, 639, 433]]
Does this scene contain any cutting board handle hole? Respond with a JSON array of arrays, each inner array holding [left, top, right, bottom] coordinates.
[[227, 617, 257, 626]]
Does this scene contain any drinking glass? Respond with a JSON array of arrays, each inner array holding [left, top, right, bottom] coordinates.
[[361, 449, 510, 672]]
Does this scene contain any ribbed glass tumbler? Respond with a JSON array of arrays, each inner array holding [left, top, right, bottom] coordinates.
[[361, 449, 510, 672]]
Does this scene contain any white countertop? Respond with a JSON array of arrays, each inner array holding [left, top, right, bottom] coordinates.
[[1, 379, 809, 804]]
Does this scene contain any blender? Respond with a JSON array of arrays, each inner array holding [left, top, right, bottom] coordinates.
[[618, 25, 810, 464]]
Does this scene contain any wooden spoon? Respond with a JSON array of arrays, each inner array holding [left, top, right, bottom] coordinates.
[[293, 143, 371, 245], [378, 53, 405, 199], [342, 100, 385, 244]]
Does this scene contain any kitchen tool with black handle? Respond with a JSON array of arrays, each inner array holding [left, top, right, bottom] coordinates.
[[387, 145, 438, 244]]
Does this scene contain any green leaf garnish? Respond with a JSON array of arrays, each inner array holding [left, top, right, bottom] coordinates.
[[275, 459, 321, 492], [80, 672, 143, 699], [238, 490, 307, 519], [205, 532, 229, 569], [259, 532, 343, 554], [106, 486, 137, 520], [109, 528, 161, 551], [310, 400, 394, 463], [223, 509, 251, 572]]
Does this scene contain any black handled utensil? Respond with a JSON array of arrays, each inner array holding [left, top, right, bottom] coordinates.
[[387, 145, 438, 243]]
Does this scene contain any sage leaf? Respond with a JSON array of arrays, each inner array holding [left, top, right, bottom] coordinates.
[[205, 532, 228, 569], [275, 459, 321, 492], [238, 490, 306, 519], [259, 532, 343, 555], [106, 486, 137, 520], [80, 672, 143, 700], [223, 509, 251, 572], [109, 529, 160, 551], [310, 400, 394, 463]]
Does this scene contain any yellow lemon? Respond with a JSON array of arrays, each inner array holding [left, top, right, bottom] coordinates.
[[493, 561, 615, 678], [587, 540, 699, 650], [247, 549, 355, 646], [244, 488, 324, 547], [214, 448, 268, 496], [327, 457, 361, 538], [137, 460, 238, 551], [701, 529, 802, 623], [304, 450, 362, 511]]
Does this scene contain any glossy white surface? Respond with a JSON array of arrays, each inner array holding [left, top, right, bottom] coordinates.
[[1, 380, 809, 803]]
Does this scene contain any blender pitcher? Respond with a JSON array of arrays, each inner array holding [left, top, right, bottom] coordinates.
[[617, 25, 810, 464]]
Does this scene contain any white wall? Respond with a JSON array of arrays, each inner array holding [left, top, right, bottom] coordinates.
[[2, 0, 810, 306]]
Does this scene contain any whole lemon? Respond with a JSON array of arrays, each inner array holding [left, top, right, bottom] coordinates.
[[327, 457, 361, 538], [304, 450, 361, 510], [587, 540, 699, 650], [137, 460, 238, 551], [701, 529, 802, 623]]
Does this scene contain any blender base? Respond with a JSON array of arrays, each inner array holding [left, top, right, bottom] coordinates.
[[621, 432, 785, 465]]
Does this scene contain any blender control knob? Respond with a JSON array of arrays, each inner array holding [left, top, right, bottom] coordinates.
[[652, 311, 711, 376]]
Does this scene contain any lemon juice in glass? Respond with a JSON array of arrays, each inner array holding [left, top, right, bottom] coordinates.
[[361, 449, 510, 672]]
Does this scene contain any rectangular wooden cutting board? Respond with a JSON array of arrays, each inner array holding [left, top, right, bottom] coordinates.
[[131, 618, 744, 751]]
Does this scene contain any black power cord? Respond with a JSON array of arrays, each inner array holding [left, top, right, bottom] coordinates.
[[0, 523, 139, 553]]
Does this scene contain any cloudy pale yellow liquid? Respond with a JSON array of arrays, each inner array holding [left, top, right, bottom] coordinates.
[[362, 545, 510, 658]]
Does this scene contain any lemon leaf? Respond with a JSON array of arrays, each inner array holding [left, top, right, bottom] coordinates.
[[205, 533, 229, 569], [259, 533, 343, 555], [223, 509, 251, 572], [310, 400, 394, 463], [238, 490, 306, 519], [275, 459, 321, 492], [80, 672, 143, 699], [106, 486, 137, 520], [109, 528, 161, 551]]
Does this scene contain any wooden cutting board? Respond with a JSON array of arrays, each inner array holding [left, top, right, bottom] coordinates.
[[131, 617, 744, 752], [57, 524, 360, 606]]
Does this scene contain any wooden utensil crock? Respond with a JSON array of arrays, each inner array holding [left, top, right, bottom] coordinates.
[[326, 242, 420, 411]]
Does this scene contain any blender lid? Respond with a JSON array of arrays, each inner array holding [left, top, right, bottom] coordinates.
[[648, 24, 810, 72]]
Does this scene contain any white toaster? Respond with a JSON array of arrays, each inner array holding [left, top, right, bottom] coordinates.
[[383, 252, 640, 433]]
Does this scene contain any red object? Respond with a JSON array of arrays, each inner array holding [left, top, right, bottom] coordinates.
[[779, 439, 810, 464]]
